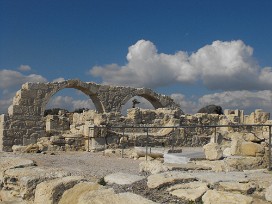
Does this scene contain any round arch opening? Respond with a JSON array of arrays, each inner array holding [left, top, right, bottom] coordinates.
[[121, 96, 156, 116], [44, 88, 97, 115]]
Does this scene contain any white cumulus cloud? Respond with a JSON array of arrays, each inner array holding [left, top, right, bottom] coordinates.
[[172, 90, 272, 114], [52, 77, 65, 82], [46, 96, 95, 111], [0, 69, 47, 89], [90, 39, 272, 91], [18, 65, 31, 72], [0, 69, 48, 114]]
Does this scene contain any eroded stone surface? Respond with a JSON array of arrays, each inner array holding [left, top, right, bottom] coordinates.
[[3, 166, 70, 200], [265, 184, 272, 202], [64, 186, 157, 204], [171, 187, 207, 202], [147, 171, 196, 189], [104, 172, 144, 185], [202, 190, 253, 204], [34, 176, 86, 204], [203, 143, 223, 160], [167, 181, 208, 202], [59, 182, 104, 204], [218, 181, 256, 194]]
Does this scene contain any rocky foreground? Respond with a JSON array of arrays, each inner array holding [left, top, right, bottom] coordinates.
[[0, 150, 272, 204]]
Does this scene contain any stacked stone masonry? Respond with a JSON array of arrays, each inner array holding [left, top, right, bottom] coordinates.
[[0, 79, 271, 153], [0, 80, 179, 151]]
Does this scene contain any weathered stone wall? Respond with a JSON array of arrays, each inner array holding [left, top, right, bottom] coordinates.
[[178, 110, 271, 147], [51, 108, 271, 150], [224, 109, 270, 125], [46, 115, 70, 134], [0, 80, 179, 151], [1, 115, 46, 151]]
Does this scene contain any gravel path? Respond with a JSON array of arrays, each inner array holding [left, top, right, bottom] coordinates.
[[6, 151, 141, 180]]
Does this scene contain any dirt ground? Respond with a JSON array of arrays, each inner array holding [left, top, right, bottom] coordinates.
[[7, 151, 141, 181]]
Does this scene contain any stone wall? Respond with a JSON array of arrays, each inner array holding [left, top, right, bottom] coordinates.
[[0, 115, 46, 151], [224, 109, 270, 124], [0, 80, 179, 151], [46, 115, 70, 134], [40, 108, 272, 151]]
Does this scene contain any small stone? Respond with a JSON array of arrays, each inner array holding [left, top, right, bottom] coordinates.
[[203, 143, 223, 160]]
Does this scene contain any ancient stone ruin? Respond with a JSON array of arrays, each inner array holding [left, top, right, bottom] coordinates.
[[0, 79, 271, 157], [1, 80, 272, 203], [0, 79, 178, 151]]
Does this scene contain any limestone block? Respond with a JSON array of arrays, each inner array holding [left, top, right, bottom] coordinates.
[[203, 143, 223, 160], [230, 135, 242, 155], [90, 137, 105, 151], [138, 156, 154, 161], [202, 190, 253, 204], [171, 187, 207, 202], [225, 156, 265, 170], [240, 142, 265, 157], [34, 176, 86, 204], [104, 172, 144, 185], [164, 163, 212, 172], [78, 188, 156, 204], [223, 147, 232, 157], [134, 146, 168, 158], [192, 171, 249, 185], [242, 132, 264, 142], [218, 181, 256, 194], [12, 145, 27, 153], [139, 160, 169, 174], [255, 109, 270, 123], [59, 182, 104, 204], [47, 145, 65, 151], [22, 82, 48, 90], [23, 144, 40, 153], [228, 132, 263, 143], [50, 136, 66, 145], [265, 184, 272, 202], [83, 123, 91, 136], [0, 114, 7, 124], [147, 171, 196, 189], [0, 157, 35, 181], [194, 160, 228, 172], [167, 181, 208, 191], [3, 166, 70, 200], [167, 181, 208, 202], [231, 133, 265, 156]]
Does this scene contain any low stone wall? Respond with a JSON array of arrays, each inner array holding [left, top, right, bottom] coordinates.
[[0, 114, 46, 152]]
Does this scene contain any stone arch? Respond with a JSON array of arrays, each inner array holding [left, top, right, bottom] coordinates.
[[2, 80, 180, 151], [118, 88, 169, 112], [40, 80, 104, 114]]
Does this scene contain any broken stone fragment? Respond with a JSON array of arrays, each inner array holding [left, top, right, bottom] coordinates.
[[104, 172, 144, 185], [203, 143, 223, 161], [34, 176, 86, 204]]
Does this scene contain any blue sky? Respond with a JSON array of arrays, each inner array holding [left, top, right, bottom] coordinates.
[[1, 0, 272, 114]]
